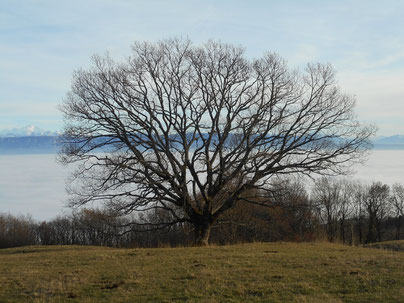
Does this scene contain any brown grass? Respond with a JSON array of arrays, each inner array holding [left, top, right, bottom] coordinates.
[[1, 242, 403, 302]]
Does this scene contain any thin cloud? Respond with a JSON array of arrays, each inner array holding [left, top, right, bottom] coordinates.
[[1, 0, 404, 134]]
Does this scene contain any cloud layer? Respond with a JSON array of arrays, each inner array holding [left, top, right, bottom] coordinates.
[[1, 0, 403, 135]]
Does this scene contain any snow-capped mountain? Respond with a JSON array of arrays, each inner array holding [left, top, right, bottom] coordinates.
[[0, 125, 404, 154], [0, 125, 60, 137], [0, 126, 61, 154]]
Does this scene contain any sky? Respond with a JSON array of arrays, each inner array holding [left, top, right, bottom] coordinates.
[[1, 0, 404, 136]]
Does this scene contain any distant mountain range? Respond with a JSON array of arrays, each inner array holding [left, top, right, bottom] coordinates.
[[0, 125, 60, 137], [373, 135, 404, 145], [372, 135, 404, 150], [0, 126, 60, 154], [0, 126, 403, 154], [0, 136, 60, 154]]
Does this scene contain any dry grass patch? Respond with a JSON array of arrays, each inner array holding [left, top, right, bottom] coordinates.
[[1, 242, 403, 302], [365, 240, 404, 252]]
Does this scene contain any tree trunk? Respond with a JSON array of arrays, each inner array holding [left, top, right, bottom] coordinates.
[[366, 213, 376, 243], [194, 221, 212, 246], [357, 217, 363, 244], [376, 221, 382, 243], [395, 216, 402, 240], [349, 222, 354, 245], [340, 219, 345, 244]]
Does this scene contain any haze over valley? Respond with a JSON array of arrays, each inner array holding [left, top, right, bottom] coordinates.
[[0, 126, 403, 221]]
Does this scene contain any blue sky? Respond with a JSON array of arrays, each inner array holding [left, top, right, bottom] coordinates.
[[1, 0, 404, 135]]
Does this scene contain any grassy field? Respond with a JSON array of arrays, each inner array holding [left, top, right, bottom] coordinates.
[[365, 239, 404, 252], [1, 242, 403, 302]]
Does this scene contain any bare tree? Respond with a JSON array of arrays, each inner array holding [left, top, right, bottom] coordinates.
[[365, 182, 390, 243], [390, 183, 404, 239], [270, 178, 317, 240], [312, 177, 341, 242], [338, 179, 356, 244], [0, 214, 37, 248], [351, 181, 367, 244], [59, 39, 375, 245]]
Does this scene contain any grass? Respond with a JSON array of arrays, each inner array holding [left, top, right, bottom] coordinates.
[[365, 239, 404, 252], [0, 242, 404, 302]]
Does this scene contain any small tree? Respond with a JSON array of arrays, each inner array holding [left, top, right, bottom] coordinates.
[[270, 178, 317, 241], [59, 39, 374, 245], [338, 179, 355, 244], [0, 214, 37, 248], [312, 177, 341, 242], [390, 183, 404, 239], [365, 182, 390, 243], [352, 181, 367, 244]]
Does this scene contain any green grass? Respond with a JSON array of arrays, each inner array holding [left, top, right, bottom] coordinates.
[[1, 242, 403, 302]]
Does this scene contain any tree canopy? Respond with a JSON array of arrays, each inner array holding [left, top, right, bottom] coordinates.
[[59, 38, 375, 245]]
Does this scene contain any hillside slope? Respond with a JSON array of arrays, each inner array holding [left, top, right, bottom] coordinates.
[[1, 242, 403, 302], [365, 240, 404, 252]]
